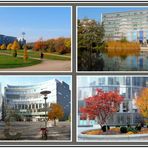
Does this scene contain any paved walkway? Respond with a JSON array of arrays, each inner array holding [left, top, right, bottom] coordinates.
[[0, 53, 71, 71], [0, 121, 70, 140], [0, 59, 71, 71]]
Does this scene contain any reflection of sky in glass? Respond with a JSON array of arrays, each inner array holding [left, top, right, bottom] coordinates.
[[78, 76, 107, 87]]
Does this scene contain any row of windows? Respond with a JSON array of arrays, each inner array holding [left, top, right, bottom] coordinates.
[[78, 85, 143, 101], [14, 103, 48, 110], [103, 11, 148, 19]]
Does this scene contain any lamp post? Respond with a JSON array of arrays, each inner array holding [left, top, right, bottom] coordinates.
[[40, 90, 51, 129]]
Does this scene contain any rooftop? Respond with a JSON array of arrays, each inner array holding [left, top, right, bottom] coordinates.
[[103, 9, 148, 15]]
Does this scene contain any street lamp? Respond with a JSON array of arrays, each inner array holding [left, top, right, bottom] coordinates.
[[40, 90, 51, 129]]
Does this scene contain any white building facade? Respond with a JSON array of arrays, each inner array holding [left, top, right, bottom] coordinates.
[[4, 79, 71, 121], [102, 9, 148, 44], [78, 76, 148, 126]]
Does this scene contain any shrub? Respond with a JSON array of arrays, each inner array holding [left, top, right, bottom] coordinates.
[[106, 41, 140, 58], [11, 40, 20, 50], [101, 125, 110, 132], [135, 124, 142, 131], [1, 44, 6, 50], [120, 126, 127, 133], [127, 127, 137, 133], [7, 43, 12, 50], [127, 124, 131, 128]]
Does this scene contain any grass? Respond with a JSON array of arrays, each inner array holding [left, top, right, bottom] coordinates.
[[0, 50, 71, 61], [0, 55, 41, 68]]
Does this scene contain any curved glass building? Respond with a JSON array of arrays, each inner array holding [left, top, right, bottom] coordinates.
[[78, 76, 148, 126], [4, 79, 71, 121]]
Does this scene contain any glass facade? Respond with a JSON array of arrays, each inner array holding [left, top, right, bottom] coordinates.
[[102, 9, 148, 43], [78, 76, 148, 125], [4, 79, 71, 121]]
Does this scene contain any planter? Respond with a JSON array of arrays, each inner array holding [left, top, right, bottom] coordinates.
[[78, 128, 148, 141]]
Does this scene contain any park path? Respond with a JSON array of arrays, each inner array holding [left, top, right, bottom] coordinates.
[[0, 59, 71, 71], [0, 53, 71, 71]]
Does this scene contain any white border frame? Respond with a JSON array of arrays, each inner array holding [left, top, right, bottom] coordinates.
[[76, 6, 148, 73], [0, 74, 72, 143], [0, 6, 72, 73], [76, 75, 148, 142]]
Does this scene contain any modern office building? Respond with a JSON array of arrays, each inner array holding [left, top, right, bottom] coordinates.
[[0, 34, 26, 46], [102, 9, 148, 43], [78, 76, 148, 126], [4, 79, 71, 121]]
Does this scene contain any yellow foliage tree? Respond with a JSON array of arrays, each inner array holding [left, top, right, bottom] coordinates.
[[106, 41, 140, 57], [136, 88, 148, 123], [23, 45, 28, 62], [48, 103, 64, 126], [1, 44, 6, 50], [7, 43, 12, 50], [11, 40, 20, 50]]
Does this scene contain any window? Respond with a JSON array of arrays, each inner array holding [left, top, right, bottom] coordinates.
[[123, 102, 129, 112], [108, 77, 113, 85]]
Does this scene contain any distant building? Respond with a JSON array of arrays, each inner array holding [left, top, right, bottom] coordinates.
[[0, 34, 17, 45], [102, 9, 148, 43], [0, 34, 26, 46], [79, 19, 96, 27], [4, 79, 71, 121], [78, 76, 148, 126]]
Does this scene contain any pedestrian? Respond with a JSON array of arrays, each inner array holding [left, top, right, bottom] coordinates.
[[40, 52, 44, 59]]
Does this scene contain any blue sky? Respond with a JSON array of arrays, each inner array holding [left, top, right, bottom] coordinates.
[[78, 7, 148, 22], [0, 75, 72, 94], [0, 7, 71, 42]]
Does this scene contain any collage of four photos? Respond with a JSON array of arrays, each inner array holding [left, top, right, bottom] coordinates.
[[0, 3, 148, 145]]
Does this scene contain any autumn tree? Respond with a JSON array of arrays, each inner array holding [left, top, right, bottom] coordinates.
[[33, 38, 47, 51], [47, 39, 55, 52], [1, 44, 6, 50], [23, 45, 28, 62], [54, 38, 66, 54], [7, 43, 12, 50], [80, 89, 123, 128], [11, 40, 20, 50], [48, 103, 64, 126], [78, 19, 105, 71], [136, 88, 148, 124], [64, 39, 71, 53]]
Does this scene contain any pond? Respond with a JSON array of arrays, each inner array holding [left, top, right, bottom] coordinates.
[[101, 50, 148, 71]]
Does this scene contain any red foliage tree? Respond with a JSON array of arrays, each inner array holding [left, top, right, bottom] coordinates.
[[33, 38, 48, 51], [80, 89, 124, 127]]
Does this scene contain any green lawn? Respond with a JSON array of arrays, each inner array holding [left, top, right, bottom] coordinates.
[[0, 55, 41, 68], [0, 50, 71, 61]]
